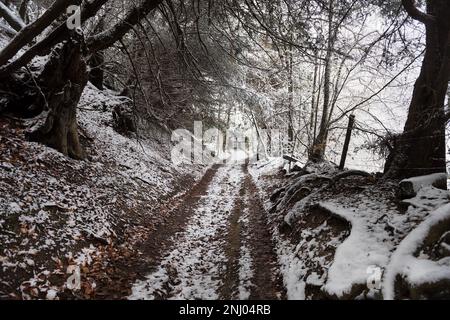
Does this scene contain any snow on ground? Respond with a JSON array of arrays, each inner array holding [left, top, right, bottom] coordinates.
[[0, 84, 201, 299], [237, 207, 253, 300], [227, 149, 248, 164], [383, 203, 450, 299], [129, 165, 244, 300], [400, 173, 447, 196], [249, 159, 306, 299], [250, 156, 450, 299], [315, 185, 449, 298], [79, 84, 192, 194], [249, 157, 286, 180], [270, 228, 307, 299], [318, 202, 392, 297]]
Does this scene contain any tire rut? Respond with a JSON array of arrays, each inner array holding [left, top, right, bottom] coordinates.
[[243, 164, 286, 300], [220, 163, 286, 300], [133, 164, 221, 282], [219, 168, 245, 299], [130, 162, 286, 300]]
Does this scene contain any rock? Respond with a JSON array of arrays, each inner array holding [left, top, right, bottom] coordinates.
[[112, 105, 136, 134], [399, 173, 447, 199]]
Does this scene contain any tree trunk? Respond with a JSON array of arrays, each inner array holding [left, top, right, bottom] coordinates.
[[287, 47, 294, 156], [309, 0, 334, 162], [223, 106, 231, 153], [384, 0, 450, 179], [309, 48, 319, 143], [88, 51, 104, 90], [28, 34, 89, 160]]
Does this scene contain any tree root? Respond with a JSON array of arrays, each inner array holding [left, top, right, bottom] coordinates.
[[275, 169, 372, 214]]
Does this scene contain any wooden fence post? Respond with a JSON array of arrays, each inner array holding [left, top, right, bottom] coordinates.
[[339, 114, 355, 170]]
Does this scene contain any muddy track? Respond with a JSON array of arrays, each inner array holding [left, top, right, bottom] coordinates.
[[220, 164, 285, 299], [93, 164, 221, 299], [243, 165, 286, 300], [219, 169, 245, 299], [128, 162, 285, 300], [134, 164, 221, 278]]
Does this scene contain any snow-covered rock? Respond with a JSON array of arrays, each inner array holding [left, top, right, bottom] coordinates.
[[383, 203, 450, 299], [399, 173, 447, 199]]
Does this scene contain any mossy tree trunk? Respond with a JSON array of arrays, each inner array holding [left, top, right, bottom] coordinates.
[[28, 33, 88, 159]]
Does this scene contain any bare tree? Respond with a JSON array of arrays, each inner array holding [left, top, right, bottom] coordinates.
[[0, 0, 164, 159]]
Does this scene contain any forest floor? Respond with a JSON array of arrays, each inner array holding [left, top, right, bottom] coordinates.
[[0, 82, 287, 300], [0, 84, 206, 299], [2, 84, 450, 300]]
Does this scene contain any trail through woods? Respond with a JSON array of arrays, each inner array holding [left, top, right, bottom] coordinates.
[[129, 162, 285, 300]]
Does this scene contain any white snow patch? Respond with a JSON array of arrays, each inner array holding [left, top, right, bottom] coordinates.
[[274, 233, 306, 299], [249, 157, 285, 179], [383, 203, 450, 299], [319, 202, 390, 297], [237, 208, 253, 300], [401, 173, 447, 193]]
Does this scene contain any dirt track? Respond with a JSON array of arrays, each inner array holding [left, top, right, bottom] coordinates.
[[128, 162, 285, 300]]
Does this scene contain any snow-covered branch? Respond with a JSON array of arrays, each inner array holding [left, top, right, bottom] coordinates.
[[0, 0, 81, 67], [0, 0, 25, 31], [0, 19, 17, 37]]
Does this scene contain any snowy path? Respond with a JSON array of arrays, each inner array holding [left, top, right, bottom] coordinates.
[[129, 164, 284, 300]]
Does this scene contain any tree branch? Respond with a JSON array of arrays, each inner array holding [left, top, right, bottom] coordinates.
[[86, 0, 164, 52], [330, 49, 425, 126], [0, 0, 109, 76], [0, 0, 164, 76], [0, 0, 25, 31], [0, 0, 81, 66], [0, 20, 17, 37], [402, 0, 435, 24]]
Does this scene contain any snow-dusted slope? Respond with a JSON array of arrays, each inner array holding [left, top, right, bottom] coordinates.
[[250, 157, 450, 299], [0, 85, 202, 299]]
